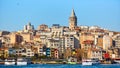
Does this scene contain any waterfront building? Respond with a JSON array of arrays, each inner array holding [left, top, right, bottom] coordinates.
[[15, 47, 34, 57], [87, 48, 103, 60], [50, 48, 59, 59], [108, 48, 120, 58], [113, 48, 120, 58], [15, 48, 26, 57], [54, 49, 59, 59], [25, 47, 34, 57], [0, 47, 9, 58], [46, 48, 50, 57], [8, 48, 16, 55], [35, 45, 44, 56]]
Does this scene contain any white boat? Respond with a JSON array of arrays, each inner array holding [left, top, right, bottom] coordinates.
[[82, 59, 92, 65], [16, 58, 27, 65], [4, 59, 15, 65], [113, 58, 120, 63], [82, 58, 100, 65]]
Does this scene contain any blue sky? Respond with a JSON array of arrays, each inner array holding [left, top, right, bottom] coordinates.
[[0, 0, 120, 31]]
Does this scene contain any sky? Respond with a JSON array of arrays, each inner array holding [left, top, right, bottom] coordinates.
[[0, 0, 120, 32]]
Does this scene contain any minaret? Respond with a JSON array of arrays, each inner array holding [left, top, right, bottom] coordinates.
[[69, 9, 77, 30]]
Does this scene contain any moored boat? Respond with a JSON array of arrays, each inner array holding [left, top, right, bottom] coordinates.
[[16, 58, 27, 65], [82, 59, 92, 65], [4, 58, 15, 65], [113, 58, 120, 64], [82, 58, 100, 65], [67, 57, 77, 64]]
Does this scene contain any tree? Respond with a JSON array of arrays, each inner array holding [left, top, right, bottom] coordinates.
[[64, 48, 72, 59], [0, 55, 4, 60], [9, 54, 16, 57], [75, 48, 84, 61]]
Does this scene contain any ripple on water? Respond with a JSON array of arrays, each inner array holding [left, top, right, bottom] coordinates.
[[0, 64, 120, 68]]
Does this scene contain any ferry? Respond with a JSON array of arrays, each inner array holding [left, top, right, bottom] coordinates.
[[16, 58, 27, 65], [4, 59, 15, 65], [82, 58, 100, 65]]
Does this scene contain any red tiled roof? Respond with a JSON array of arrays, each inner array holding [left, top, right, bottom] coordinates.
[[83, 40, 94, 44]]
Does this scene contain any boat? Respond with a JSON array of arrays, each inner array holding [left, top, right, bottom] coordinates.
[[16, 58, 27, 65], [0, 59, 4, 64], [4, 58, 15, 65], [67, 57, 77, 64], [82, 59, 92, 65], [68, 61, 76, 64], [113, 58, 120, 64], [91, 58, 100, 65], [82, 58, 100, 65]]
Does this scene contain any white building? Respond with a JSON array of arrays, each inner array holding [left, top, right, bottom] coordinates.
[[65, 35, 74, 49], [25, 48, 34, 57], [24, 22, 34, 32], [88, 48, 103, 60], [103, 35, 112, 50], [114, 34, 120, 48], [51, 24, 64, 38], [64, 31, 79, 49]]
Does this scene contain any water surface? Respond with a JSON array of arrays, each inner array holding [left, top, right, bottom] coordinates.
[[0, 64, 120, 68]]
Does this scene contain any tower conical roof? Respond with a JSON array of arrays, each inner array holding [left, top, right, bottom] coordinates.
[[28, 22, 31, 26], [70, 9, 76, 17]]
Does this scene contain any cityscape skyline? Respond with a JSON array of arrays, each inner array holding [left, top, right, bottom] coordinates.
[[0, 0, 120, 32]]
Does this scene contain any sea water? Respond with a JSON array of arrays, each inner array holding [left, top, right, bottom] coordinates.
[[0, 64, 120, 68]]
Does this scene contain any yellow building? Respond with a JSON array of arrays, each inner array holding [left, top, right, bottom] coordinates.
[[21, 33, 32, 42], [97, 35, 103, 48], [0, 48, 9, 59], [33, 35, 40, 42], [80, 32, 94, 49], [10, 33, 17, 44], [10, 33, 22, 45], [97, 35, 112, 50]]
